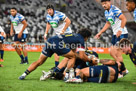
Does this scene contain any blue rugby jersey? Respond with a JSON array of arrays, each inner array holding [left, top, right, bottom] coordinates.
[[10, 13, 28, 34], [129, 42, 136, 66], [133, 8, 136, 22], [105, 5, 128, 35], [46, 10, 72, 35]]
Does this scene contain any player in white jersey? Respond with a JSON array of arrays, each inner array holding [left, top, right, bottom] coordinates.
[[126, 0, 136, 22], [95, 0, 128, 45], [10, 7, 29, 64], [44, 4, 72, 67], [0, 26, 6, 63]]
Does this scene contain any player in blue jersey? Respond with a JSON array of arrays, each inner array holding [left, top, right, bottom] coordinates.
[[95, 0, 128, 45], [19, 28, 92, 80], [44, 4, 72, 67], [126, 0, 136, 22], [10, 7, 29, 64], [0, 26, 6, 64]]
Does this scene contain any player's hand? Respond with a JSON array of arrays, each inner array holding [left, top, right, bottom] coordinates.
[[91, 57, 99, 65], [116, 31, 122, 38], [44, 33, 47, 40], [94, 33, 101, 39], [60, 30, 65, 35], [18, 32, 22, 39]]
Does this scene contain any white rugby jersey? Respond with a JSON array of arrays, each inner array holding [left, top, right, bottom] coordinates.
[[105, 5, 128, 35], [0, 26, 5, 36], [46, 10, 72, 35], [10, 13, 28, 34], [133, 8, 136, 22]]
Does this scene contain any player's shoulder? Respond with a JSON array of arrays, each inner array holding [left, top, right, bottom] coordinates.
[[111, 5, 121, 11], [55, 10, 65, 15]]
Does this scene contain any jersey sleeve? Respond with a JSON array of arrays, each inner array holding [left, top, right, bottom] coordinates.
[[18, 14, 25, 22], [58, 12, 67, 21], [46, 15, 50, 23], [113, 6, 122, 18], [0, 26, 4, 33], [104, 11, 108, 21]]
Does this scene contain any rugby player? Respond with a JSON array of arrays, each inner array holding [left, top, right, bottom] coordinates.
[[10, 7, 29, 64], [119, 38, 136, 66], [0, 26, 6, 62], [95, 0, 128, 45], [66, 59, 119, 83], [40, 50, 99, 81], [19, 28, 92, 80], [44, 4, 72, 67], [126, 0, 136, 22]]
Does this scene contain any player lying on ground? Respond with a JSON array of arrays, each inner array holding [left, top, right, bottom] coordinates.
[[66, 59, 120, 83], [19, 28, 92, 80], [40, 50, 99, 81]]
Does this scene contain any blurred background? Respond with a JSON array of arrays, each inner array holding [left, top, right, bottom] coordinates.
[[0, 0, 136, 47]]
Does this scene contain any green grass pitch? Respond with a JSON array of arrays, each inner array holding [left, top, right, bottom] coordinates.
[[0, 51, 136, 91]]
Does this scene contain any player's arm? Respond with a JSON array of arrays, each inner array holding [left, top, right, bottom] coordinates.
[[1, 32, 6, 38], [61, 17, 71, 34], [78, 51, 91, 62], [18, 20, 28, 38], [10, 23, 14, 36], [94, 21, 110, 39], [116, 14, 127, 37], [100, 59, 115, 65], [44, 22, 51, 40], [110, 47, 123, 62]]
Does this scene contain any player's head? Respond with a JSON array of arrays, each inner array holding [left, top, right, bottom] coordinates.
[[126, 0, 136, 12], [10, 7, 17, 16], [119, 38, 131, 55], [46, 4, 54, 16], [101, 0, 111, 10], [77, 28, 92, 41]]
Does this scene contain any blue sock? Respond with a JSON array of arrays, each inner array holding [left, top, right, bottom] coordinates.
[[76, 75, 81, 79], [55, 61, 59, 67], [25, 56, 28, 61], [60, 67, 65, 73], [54, 67, 60, 72], [0, 50, 4, 59], [20, 55, 24, 60]]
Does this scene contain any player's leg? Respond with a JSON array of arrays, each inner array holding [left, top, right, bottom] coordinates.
[[0, 43, 4, 62], [21, 34, 29, 64], [13, 34, 25, 64], [19, 53, 48, 80], [54, 57, 69, 72], [54, 53, 59, 67], [21, 42, 28, 64], [63, 50, 76, 73]]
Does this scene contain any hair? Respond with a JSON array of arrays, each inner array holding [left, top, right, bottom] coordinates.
[[77, 28, 92, 38], [126, 0, 136, 3], [101, 0, 110, 2], [11, 7, 17, 10], [119, 38, 131, 48], [46, 4, 54, 10]]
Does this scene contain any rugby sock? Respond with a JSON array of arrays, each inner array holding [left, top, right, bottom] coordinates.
[[0, 50, 4, 59], [24, 69, 30, 75], [20, 55, 24, 60], [54, 67, 60, 72], [55, 61, 59, 67], [60, 67, 65, 73]]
